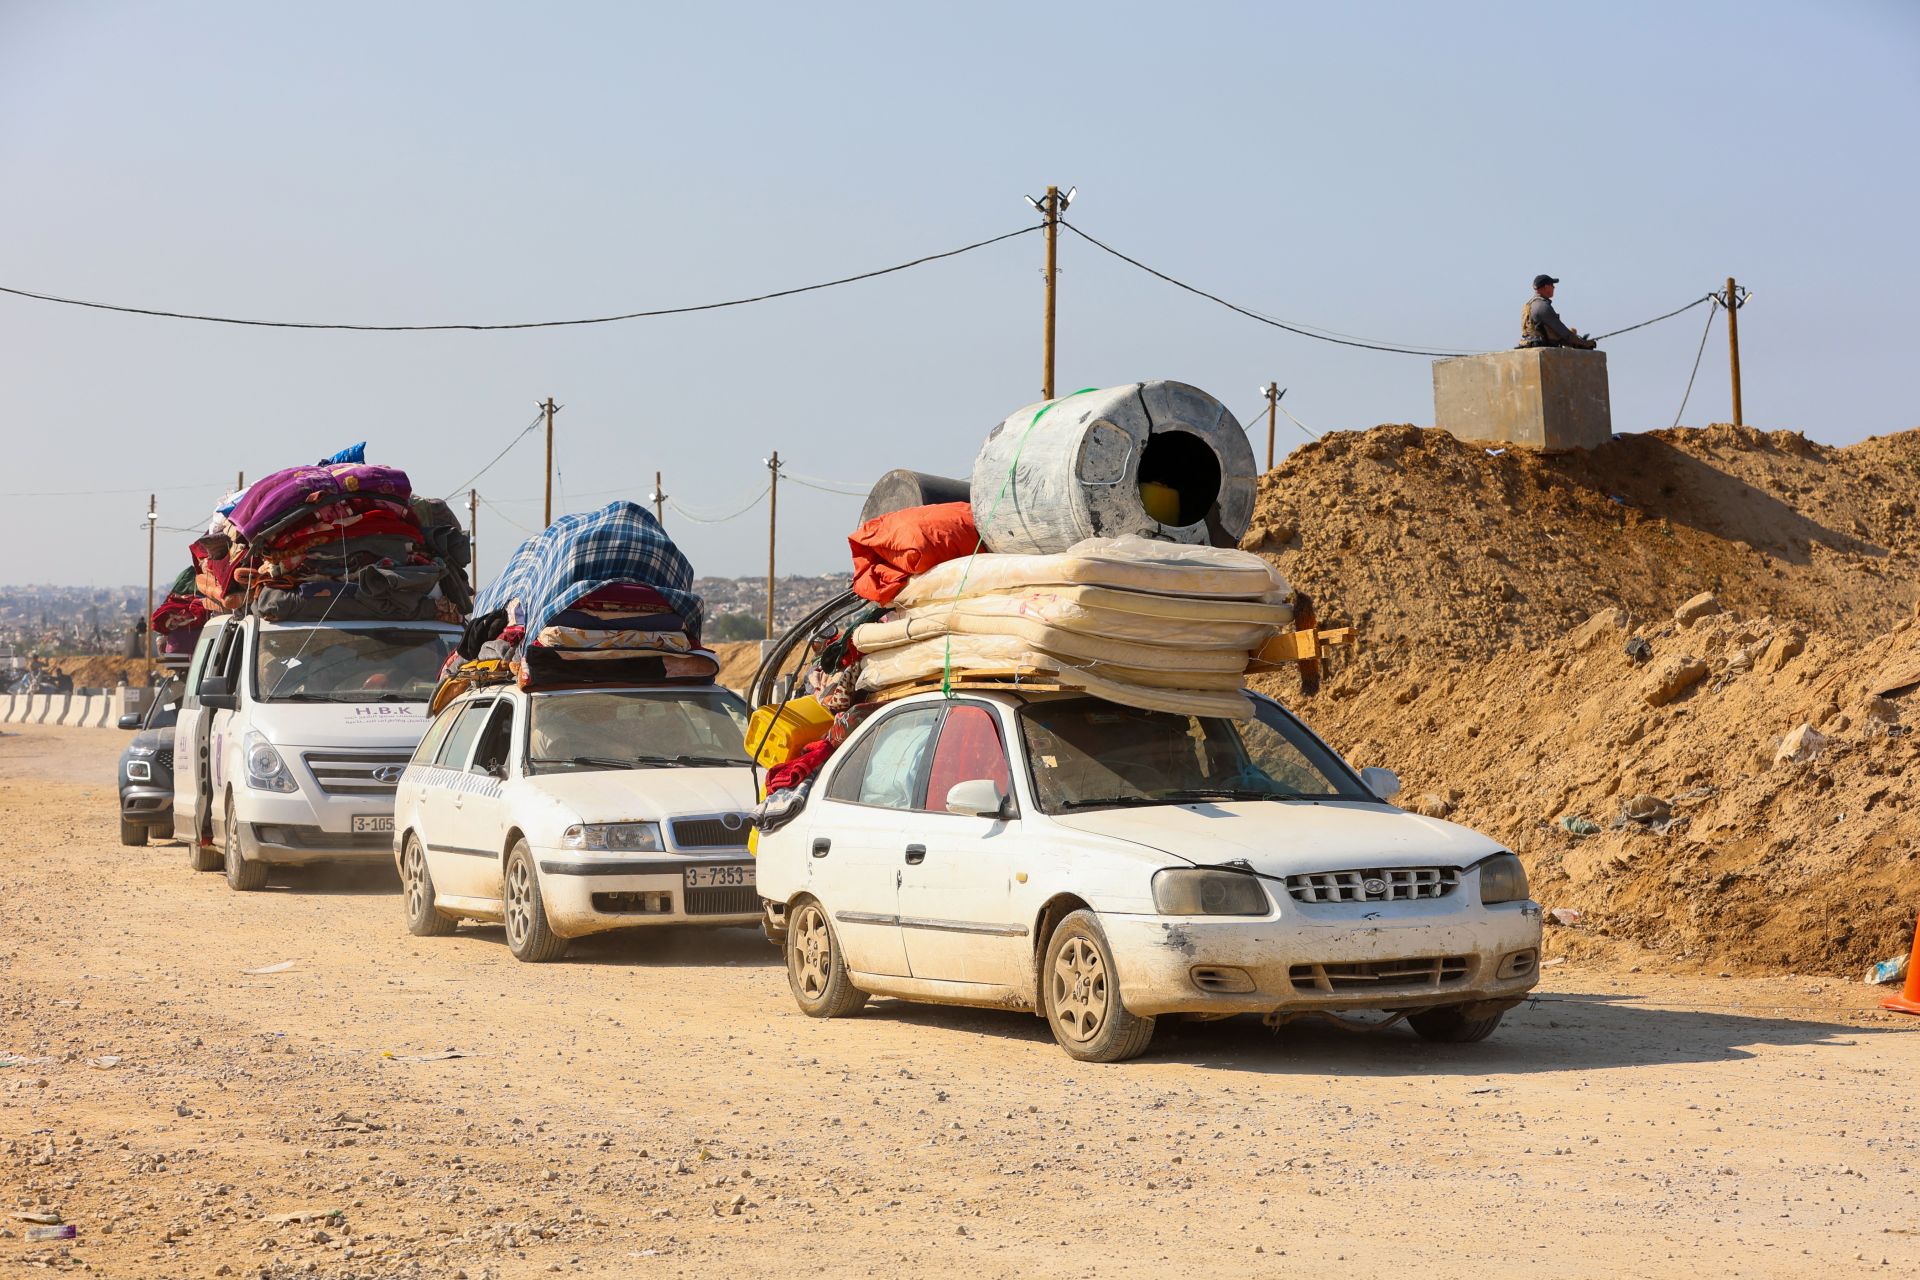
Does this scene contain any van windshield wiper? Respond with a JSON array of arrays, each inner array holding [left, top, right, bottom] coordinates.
[[1054, 795, 1170, 811], [529, 755, 633, 771]]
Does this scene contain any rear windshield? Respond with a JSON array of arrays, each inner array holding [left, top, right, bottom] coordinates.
[[526, 689, 752, 773], [255, 626, 457, 704], [1017, 695, 1371, 814]]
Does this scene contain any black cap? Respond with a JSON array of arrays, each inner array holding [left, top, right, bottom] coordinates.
[[1533, 274, 1560, 288]]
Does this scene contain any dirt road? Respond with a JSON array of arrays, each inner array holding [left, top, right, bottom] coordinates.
[[4, 724, 1917, 1279]]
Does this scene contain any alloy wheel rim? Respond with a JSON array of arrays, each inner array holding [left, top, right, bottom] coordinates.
[[225, 809, 239, 875], [405, 843, 425, 920], [505, 858, 530, 947], [791, 905, 830, 999], [1050, 936, 1107, 1043]]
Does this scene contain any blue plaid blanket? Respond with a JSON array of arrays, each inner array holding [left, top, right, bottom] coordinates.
[[475, 501, 704, 641]]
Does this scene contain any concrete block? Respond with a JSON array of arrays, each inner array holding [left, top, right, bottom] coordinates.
[[1433, 347, 1612, 452]]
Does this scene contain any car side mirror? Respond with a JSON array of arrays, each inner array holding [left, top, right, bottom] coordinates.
[[200, 675, 239, 712], [1359, 766, 1402, 802], [946, 779, 1010, 819], [117, 713, 141, 730]]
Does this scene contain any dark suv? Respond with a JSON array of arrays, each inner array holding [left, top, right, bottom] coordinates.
[[117, 679, 183, 845]]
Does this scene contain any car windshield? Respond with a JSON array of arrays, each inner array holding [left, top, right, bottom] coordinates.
[[1017, 695, 1373, 814], [255, 626, 457, 703], [526, 689, 752, 773]]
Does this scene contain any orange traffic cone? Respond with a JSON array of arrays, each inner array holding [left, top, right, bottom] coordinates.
[[1883, 918, 1920, 1016]]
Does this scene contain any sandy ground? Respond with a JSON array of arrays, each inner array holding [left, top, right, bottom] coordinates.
[[3, 724, 1918, 1280]]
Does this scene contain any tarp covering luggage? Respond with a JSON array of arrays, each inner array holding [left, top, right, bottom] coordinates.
[[467, 501, 717, 689]]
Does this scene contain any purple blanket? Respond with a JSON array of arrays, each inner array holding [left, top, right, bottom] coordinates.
[[228, 464, 412, 541]]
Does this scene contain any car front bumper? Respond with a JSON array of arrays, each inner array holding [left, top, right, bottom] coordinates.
[[231, 787, 396, 865], [120, 784, 174, 829], [1099, 901, 1544, 1018], [533, 851, 760, 937]]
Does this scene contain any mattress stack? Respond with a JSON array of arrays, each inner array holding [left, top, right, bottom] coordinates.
[[467, 501, 718, 689], [189, 447, 471, 624], [849, 535, 1292, 718]]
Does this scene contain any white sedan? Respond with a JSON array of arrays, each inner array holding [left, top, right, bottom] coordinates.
[[393, 682, 760, 961], [756, 690, 1542, 1061]]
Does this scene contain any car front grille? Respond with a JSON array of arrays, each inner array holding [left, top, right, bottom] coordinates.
[[302, 750, 413, 796], [684, 885, 760, 916], [156, 748, 175, 774], [1288, 955, 1471, 993], [671, 815, 751, 849], [1286, 867, 1459, 904]]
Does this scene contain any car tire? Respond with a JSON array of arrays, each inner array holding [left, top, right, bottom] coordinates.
[[119, 816, 148, 847], [785, 897, 866, 1018], [1042, 910, 1155, 1063], [402, 835, 458, 938], [187, 831, 223, 872], [502, 841, 567, 963], [222, 793, 268, 892], [1409, 1005, 1506, 1043]]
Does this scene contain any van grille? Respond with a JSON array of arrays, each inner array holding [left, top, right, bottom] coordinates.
[[684, 885, 760, 916], [1288, 956, 1471, 993], [671, 816, 751, 849], [302, 750, 413, 796], [1286, 867, 1459, 904]]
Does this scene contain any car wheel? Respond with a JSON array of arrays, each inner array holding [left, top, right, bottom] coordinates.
[[785, 898, 866, 1018], [223, 794, 268, 891], [1409, 1005, 1505, 1043], [187, 828, 223, 872], [502, 841, 567, 962], [402, 835, 458, 937], [1043, 910, 1155, 1063], [119, 816, 148, 847]]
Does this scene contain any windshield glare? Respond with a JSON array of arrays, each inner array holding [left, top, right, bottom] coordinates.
[[528, 689, 751, 771], [1018, 696, 1372, 813], [255, 627, 456, 703]]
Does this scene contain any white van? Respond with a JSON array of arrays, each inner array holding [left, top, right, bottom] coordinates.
[[172, 614, 461, 889]]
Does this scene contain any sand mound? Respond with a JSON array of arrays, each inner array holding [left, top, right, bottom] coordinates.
[[1245, 423, 1920, 975]]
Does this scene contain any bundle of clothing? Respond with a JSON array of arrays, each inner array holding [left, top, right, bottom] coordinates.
[[465, 501, 717, 689], [188, 445, 472, 625], [149, 566, 211, 658]]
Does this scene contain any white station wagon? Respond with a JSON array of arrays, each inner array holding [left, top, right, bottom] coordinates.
[[393, 682, 760, 961], [757, 690, 1542, 1061]]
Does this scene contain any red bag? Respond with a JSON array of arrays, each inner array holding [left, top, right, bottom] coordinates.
[[847, 502, 979, 605]]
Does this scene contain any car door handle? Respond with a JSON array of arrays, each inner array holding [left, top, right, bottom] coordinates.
[[904, 844, 926, 865], [811, 837, 831, 858]]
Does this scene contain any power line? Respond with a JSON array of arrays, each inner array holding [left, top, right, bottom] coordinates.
[[442, 410, 548, 500], [667, 485, 770, 524], [1670, 298, 1722, 429], [1059, 219, 1479, 357], [0, 226, 1042, 333], [783, 471, 869, 497], [1593, 293, 1716, 341], [0, 479, 226, 499], [477, 495, 540, 535]]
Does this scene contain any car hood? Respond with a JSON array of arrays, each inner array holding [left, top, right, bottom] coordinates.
[[1048, 800, 1505, 876], [511, 766, 757, 826], [236, 700, 434, 750]]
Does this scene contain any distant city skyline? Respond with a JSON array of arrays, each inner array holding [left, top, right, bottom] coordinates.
[[3, 1, 1915, 587]]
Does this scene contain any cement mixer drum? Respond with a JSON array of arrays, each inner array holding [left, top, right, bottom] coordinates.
[[970, 381, 1257, 555]]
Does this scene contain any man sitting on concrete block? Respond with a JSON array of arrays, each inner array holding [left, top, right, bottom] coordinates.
[[1519, 274, 1597, 350]]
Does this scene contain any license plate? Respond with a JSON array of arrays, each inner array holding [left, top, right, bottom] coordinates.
[[352, 815, 394, 833], [685, 864, 754, 889]]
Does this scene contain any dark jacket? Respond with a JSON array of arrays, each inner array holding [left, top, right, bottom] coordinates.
[[1520, 295, 1584, 348]]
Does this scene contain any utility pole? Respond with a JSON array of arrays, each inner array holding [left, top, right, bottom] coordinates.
[[651, 471, 667, 525], [467, 489, 478, 592], [1724, 277, 1744, 427], [765, 451, 781, 640], [541, 397, 558, 526], [1028, 184, 1073, 401], [1264, 382, 1280, 472], [145, 495, 156, 663], [236, 470, 245, 491]]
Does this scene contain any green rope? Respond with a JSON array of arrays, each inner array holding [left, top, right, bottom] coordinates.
[[942, 388, 1097, 696]]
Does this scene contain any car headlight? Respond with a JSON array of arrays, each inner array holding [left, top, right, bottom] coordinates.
[[243, 731, 297, 793], [560, 822, 663, 853], [1152, 868, 1270, 916], [1478, 853, 1530, 905], [126, 759, 152, 781]]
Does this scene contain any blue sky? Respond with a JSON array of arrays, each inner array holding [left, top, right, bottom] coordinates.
[[2, 0, 1915, 586]]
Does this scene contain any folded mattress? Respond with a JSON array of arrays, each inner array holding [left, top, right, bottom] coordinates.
[[854, 635, 1247, 692], [872, 586, 1288, 650], [893, 536, 1288, 608], [852, 614, 1253, 673]]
